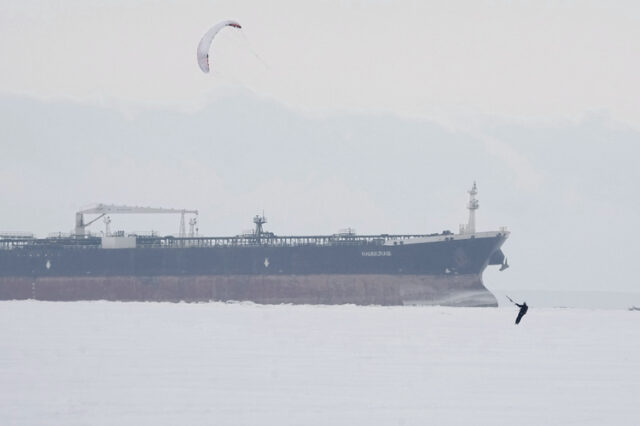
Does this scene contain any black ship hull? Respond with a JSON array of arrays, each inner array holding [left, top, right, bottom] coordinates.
[[0, 232, 508, 306]]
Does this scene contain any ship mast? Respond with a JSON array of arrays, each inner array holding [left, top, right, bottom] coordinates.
[[253, 214, 267, 244], [460, 182, 479, 235]]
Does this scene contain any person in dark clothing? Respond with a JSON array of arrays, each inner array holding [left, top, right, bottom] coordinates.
[[514, 302, 528, 325]]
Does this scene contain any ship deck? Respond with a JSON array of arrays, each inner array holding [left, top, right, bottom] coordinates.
[[0, 232, 458, 250]]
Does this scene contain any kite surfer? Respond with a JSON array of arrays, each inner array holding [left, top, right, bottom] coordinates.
[[507, 296, 528, 325]]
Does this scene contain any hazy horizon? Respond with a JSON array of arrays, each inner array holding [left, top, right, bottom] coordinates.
[[2, 1, 639, 295]]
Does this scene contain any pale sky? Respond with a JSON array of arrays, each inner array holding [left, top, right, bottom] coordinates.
[[1, 0, 639, 294], [1, 0, 639, 125]]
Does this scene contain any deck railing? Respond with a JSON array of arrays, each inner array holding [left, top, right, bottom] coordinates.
[[0, 232, 453, 250]]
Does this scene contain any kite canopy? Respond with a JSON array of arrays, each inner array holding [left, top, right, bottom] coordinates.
[[197, 20, 242, 73]]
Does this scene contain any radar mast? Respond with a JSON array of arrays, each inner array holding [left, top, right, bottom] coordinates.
[[460, 182, 479, 235]]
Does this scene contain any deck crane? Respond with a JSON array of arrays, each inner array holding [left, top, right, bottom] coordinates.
[[74, 204, 198, 238]]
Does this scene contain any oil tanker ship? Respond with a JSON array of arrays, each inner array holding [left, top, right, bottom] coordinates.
[[0, 183, 509, 306]]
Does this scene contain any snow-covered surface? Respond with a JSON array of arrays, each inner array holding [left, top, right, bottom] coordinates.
[[1, 301, 639, 425], [492, 289, 640, 310]]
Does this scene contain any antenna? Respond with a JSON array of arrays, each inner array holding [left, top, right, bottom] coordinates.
[[467, 181, 479, 234], [253, 213, 267, 244], [459, 182, 479, 234]]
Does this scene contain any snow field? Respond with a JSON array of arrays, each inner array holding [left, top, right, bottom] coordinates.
[[1, 301, 639, 425]]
